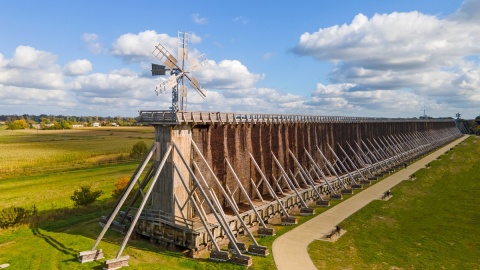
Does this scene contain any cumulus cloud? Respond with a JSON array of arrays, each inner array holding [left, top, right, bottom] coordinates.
[[198, 59, 265, 89], [292, 0, 480, 116], [112, 30, 202, 63], [0, 46, 64, 90], [64, 59, 92, 76]]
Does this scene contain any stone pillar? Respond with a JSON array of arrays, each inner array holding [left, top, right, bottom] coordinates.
[[152, 124, 193, 219]]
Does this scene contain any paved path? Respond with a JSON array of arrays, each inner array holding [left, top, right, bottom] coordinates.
[[272, 135, 469, 270]]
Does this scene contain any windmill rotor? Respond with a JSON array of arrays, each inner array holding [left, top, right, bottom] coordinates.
[[151, 31, 208, 112]]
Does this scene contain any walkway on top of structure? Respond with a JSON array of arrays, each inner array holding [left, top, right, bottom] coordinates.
[[272, 135, 469, 270], [137, 110, 454, 125]]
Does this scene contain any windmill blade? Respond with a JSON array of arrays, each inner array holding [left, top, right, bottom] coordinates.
[[152, 43, 179, 70], [188, 53, 207, 71], [186, 74, 206, 98], [178, 32, 188, 62]]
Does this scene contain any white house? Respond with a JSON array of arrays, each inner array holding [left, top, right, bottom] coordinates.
[[92, 122, 100, 127]]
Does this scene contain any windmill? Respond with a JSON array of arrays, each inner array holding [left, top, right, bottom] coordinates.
[[151, 32, 208, 112]]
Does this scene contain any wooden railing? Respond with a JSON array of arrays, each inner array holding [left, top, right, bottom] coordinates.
[[137, 110, 454, 125]]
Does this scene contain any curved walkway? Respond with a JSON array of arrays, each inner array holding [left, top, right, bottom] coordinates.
[[272, 135, 469, 270]]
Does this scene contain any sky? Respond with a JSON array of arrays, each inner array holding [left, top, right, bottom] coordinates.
[[0, 0, 479, 119]]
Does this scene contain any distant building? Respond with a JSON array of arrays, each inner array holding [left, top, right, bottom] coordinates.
[[0, 121, 5, 125], [92, 122, 100, 127], [72, 124, 85, 128], [110, 123, 118, 126]]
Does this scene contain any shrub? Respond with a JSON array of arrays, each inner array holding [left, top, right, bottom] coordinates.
[[130, 141, 148, 159], [0, 206, 31, 228], [70, 186, 103, 207], [112, 177, 129, 199]]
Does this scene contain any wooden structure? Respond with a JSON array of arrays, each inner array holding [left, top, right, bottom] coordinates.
[[80, 110, 462, 268]]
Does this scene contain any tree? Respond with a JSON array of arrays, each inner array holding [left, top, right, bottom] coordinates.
[[7, 119, 28, 130], [112, 177, 129, 199], [130, 141, 148, 159], [70, 186, 103, 206]]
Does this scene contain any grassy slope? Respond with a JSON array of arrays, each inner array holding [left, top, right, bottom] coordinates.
[[308, 136, 480, 269]]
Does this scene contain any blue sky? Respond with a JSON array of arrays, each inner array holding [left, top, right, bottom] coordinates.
[[1, 0, 479, 118]]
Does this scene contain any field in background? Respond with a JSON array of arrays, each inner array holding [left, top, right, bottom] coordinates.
[[0, 126, 154, 179]]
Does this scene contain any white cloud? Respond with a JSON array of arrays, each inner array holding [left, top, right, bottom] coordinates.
[[7, 45, 57, 70], [192, 13, 207, 24], [112, 30, 202, 63], [0, 46, 64, 90], [198, 59, 264, 89], [292, 0, 480, 117], [82, 33, 104, 54], [64, 59, 92, 76]]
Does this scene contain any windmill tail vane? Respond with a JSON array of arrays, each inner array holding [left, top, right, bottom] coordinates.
[[151, 31, 208, 112]]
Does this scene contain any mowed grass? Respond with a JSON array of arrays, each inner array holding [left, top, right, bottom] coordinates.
[[0, 127, 154, 178], [308, 136, 480, 269]]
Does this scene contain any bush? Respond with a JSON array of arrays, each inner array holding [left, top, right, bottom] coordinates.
[[112, 177, 129, 199], [70, 186, 103, 207], [130, 141, 148, 159], [0, 206, 31, 228]]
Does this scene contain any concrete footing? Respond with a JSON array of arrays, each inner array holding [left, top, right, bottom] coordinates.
[[368, 177, 378, 181], [341, 189, 353, 195], [316, 200, 330, 207], [210, 250, 229, 261], [360, 180, 371, 185], [228, 242, 247, 254], [300, 207, 314, 216], [248, 244, 269, 256], [78, 249, 104, 263], [103, 256, 129, 270], [330, 193, 343, 200], [257, 227, 275, 236], [351, 184, 363, 190], [230, 254, 253, 267], [281, 216, 297, 225]]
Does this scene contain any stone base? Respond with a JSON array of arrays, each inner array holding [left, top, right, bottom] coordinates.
[[375, 174, 384, 178], [248, 245, 269, 256], [281, 216, 297, 225], [257, 227, 275, 236], [103, 256, 129, 270], [230, 254, 253, 267], [330, 193, 343, 200], [316, 200, 330, 207], [360, 180, 371, 185], [341, 189, 353, 195], [300, 207, 314, 216], [210, 250, 229, 262], [368, 177, 378, 181], [228, 242, 247, 254], [78, 249, 104, 263], [351, 184, 363, 190]]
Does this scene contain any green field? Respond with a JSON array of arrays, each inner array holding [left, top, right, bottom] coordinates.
[[309, 136, 480, 269], [0, 129, 478, 269]]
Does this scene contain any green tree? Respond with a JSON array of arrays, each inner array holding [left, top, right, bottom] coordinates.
[[130, 141, 148, 159], [70, 186, 103, 207], [7, 119, 28, 130]]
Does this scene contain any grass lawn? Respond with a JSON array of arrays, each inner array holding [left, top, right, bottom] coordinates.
[[308, 136, 480, 269]]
